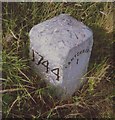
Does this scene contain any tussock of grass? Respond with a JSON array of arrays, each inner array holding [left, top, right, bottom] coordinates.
[[2, 2, 114, 119]]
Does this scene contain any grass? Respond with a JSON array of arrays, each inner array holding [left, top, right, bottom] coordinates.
[[2, 2, 114, 119]]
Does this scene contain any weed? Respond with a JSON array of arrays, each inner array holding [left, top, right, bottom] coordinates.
[[2, 2, 114, 119]]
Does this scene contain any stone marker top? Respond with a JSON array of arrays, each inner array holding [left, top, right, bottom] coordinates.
[[29, 14, 93, 66]]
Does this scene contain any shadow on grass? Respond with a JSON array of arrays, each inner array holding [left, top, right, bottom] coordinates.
[[88, 24, 113, 69]]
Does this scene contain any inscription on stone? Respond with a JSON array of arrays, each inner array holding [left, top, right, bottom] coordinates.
[[30, 48, 90, 82], [30, 49, 60, 81]]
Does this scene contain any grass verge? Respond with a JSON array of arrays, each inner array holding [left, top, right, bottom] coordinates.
[[2, 2, 114, 119]]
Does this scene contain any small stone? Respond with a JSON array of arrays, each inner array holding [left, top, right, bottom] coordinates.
[[29, 14, 93, 99]]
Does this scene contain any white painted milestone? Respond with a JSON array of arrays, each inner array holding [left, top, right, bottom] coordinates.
[[29, 14, 93, 99]]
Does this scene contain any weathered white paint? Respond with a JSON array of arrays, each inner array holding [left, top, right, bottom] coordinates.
[[29, 14, 93, 99]]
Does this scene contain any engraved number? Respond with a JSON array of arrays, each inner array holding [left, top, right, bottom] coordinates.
[[41, 60, 49, 73], [76, 59, 79, 64], [51, 68, 60, 81], [31, 49, 60, 81], [31, 49, 35, 61], [37, 54, 44, 65]]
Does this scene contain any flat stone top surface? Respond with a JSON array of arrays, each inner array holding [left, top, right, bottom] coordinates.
[[29, 14, 93, 66]]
